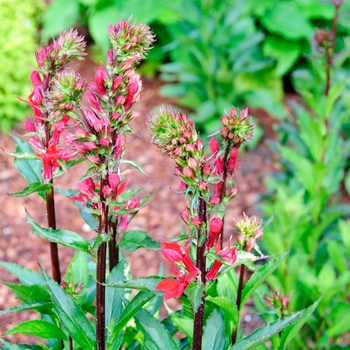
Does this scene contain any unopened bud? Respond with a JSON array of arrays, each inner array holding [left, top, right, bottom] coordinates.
[[188, 157, 198, 170], [246, 238, 256, 252]]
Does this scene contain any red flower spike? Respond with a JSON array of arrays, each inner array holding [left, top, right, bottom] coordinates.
[[206, 218, 223, 248]]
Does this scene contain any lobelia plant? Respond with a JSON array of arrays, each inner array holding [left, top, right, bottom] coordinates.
[[1, 17, 319, 350], [258, 1, 350, 348]]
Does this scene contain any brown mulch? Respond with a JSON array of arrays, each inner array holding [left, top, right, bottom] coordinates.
[[0, 59, 278, 345]]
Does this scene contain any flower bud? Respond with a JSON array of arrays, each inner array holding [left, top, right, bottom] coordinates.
[[183, 166, 194, 179], [209, 137, 219, 154], [210, 196, 220, 205], [246, 238, 256, 252], [188, 157, 198, 170], [198, 181, 207, 192]]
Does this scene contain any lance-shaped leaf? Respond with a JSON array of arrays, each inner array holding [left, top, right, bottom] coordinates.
[[206, 296, 238, 338], [26, 210, 92, 254], [202, 308, 227, 350], [120, 159, 150, 177], [240, 253, 287, 308], [40, 266, 95, 349], [8, 182, 53, 198], [231, 310, 304, 350], [120, 230, 160, 252], [0, 301, 52, 316], [184, 282, 205, 313], [135, 309, 179, 350], [0, 338, 41, 349], [108, 291, 155, 349], [106, 276, 164, 294], [6, 320, 68, 341], [12, 135, 42, 183], [1, 282, 51, 303], [0, 261, 44, 285], [279, 299, 320, 349]]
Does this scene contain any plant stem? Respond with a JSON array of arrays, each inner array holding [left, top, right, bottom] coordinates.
[[218, 145, 230, 249], [193, 196, 207, 350], [232, 264, 245, 344], [69, 336, 73, 350], [109, 219, 119, 272], [46, 185, 61, 284], [96, 177, 108, 350], [325, 2, 340, 96]]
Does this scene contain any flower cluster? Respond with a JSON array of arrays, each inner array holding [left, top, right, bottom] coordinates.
[[21, 31, 86, 180], [219, 107, 253, 144], [264, 290, 290, 317], [35, 29, 86, 75], [67, 19, 154, 174], [235, 213, 263, 252]]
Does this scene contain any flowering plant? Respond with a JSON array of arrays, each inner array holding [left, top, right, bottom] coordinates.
[[1, 18, 316, 350]]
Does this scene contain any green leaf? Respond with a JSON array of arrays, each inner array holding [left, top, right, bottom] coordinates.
[[327, 241, 347, 273], [231, 311, 304, 349], [8, 182, 52, 197], [106, 263, 126, 349], [169, 312, 193, 342], [2, 282, 51, 303], [279, 299, 320, 350], [108, 291, 155, 348], [12, 135, 43, 196], [0, 338, 41, 349], [120, 230, 160, 252], [184, 282, 205, 313], [40, 267, 96, 349], [206, 296, 239, 337], [260, 3, 313, 40], [325, 80, 345, 119], [326, 302, 350, 337], [120, 159, 150, 177], [0, 261, 44, 285], [0, 301, 51, 316], [262, 36, 301, 76], [241, 253, 287, 309], [26, 210, 92, 254], [202, 308, 227, 350], [135, 309, 179, 350], [6, 320, 68, 340], [42, 0, 80, 40], [106, 276, 164, 295], [88, 5, 118, 51]]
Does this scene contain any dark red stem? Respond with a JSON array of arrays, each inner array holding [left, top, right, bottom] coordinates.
[[108, 219, 119, 272], [193, 196, 207, 350], [96, 177, 108, 350], [232, 264, 245, 344], [46, 184, 61, 284]]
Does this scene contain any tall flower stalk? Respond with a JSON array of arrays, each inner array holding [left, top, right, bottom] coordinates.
[[20, 30, 86, 283], [66, 19, 154, 350], [148, 105, 258, 348]]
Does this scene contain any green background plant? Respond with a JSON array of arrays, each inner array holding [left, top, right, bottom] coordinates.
[[0, 0, 43, 133]]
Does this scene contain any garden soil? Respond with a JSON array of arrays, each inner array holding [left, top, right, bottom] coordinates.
[[0, 59, 279, 344]]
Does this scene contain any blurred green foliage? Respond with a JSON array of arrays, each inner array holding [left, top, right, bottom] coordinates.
[[0, 0, 44, 133], [257, 5, 350, 346], [41, 0, 350, 136]]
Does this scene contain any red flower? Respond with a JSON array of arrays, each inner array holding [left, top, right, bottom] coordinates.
[[206, 240, 237, 280], [206, 218, 223, 248], [160, 242, 198, 274], [155, 264, 198, 300]]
